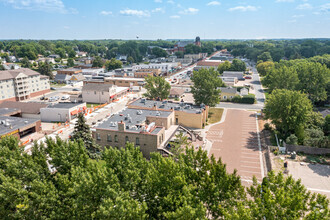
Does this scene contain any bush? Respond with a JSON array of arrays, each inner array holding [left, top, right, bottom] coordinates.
[[231, 94, 255, 104], [286, 134, 298, 145], [264, 123, 272, 131]]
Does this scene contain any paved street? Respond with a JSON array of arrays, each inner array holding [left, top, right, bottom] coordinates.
[[249, 65, 265, 106], [206, 109, 264, 184], [215, 103, 263, 110]]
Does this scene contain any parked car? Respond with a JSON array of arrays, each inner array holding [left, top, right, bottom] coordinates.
[[50, 87, 57, 90], [244, 75, 252, 79], [72, 88, 80, 91], [61, 95, 70, 100]]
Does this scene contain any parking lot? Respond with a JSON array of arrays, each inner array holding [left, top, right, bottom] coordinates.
[[206, 109, 264, 184]]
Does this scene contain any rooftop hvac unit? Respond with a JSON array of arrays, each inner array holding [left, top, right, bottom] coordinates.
[[156, 111, 160, 116]]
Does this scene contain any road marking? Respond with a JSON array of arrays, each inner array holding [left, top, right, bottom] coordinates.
[[307, 188, 330, 193], [241, 156, 259, 159], [255, 114, 265, 178], [240, 170, 262, 174], [241, 152, 257, 155], [241, 161, 260, 164], [241, 165, 261, 169]]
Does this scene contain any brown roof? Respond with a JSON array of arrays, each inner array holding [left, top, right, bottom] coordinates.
[[196, 61, 223, 67], [170, 88, 185, 96], [0, 101, 48, 114], [0, 68, 40, 81]]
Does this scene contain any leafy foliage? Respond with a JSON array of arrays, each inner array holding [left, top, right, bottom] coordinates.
[[191, 68, 224, 106], [143, 76, 171, 100]]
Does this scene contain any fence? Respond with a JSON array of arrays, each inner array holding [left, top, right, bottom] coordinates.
[[285, 144, 330, 155]]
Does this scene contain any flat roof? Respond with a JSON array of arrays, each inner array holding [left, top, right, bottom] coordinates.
[[0, 116, 39, 136], [0, 101, 48, 114], [0, 108, 20, 116], [46, 102, 85, 109], [129, 99, 205, 114], [95, 108, 171, 134], [104, 77, 145, 81]]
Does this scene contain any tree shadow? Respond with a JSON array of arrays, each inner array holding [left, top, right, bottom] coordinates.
[[307, 163, 330, 177]]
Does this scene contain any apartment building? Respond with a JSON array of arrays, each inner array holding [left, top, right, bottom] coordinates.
[[0, 68, 50, 103]]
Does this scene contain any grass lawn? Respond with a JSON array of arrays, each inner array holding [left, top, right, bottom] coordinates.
[[208, 108, 224, 124]]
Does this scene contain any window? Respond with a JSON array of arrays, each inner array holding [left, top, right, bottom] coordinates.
[[223, 95, 227, 99], [97, 133, 101, 140], [136, 137, 140, 145], [107, 134, 112, 142], [230, 96, 233, 99], [115, 135, 118, 142], [125, 136, 129, 143], [94, 91, 96, 95]]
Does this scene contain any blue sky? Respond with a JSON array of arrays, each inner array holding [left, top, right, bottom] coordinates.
[[0, 0, 329, 40]]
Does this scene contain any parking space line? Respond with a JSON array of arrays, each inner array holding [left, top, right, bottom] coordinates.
[[241, 161, 260, 164], [240, 170, 262, 174], [241, 165, 261, 169]]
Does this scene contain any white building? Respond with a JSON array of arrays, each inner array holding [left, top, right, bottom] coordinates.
[[0, 68, 50, 103], [81, 68, 105, 76], [132, 63, 179, 73], [40, 102, 87, 122], [82, 84, 128, 104]]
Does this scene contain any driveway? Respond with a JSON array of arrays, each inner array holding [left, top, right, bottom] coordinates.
[[206, 109, 264, 183]]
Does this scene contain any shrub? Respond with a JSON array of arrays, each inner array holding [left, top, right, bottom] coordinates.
[[286, 134, 298, 145], [231, 94, 255, 104], [264, 123, 272, 131]]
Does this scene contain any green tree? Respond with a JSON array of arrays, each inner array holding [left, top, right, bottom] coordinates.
[[151, 47, 168, 58], [217, 60, 231, 74], [191, 68, 224, 106], [92, 56, 104, 68], [262, 66, 299, 92], [105, 58, 123, 71], [247, 171, 329, 219], [127, 56, 134, 64], [256, 61, 274, 76], [230, 59, 246, 71], [174, 51, 184, 58], [144, 76, 170, 100], [67, 58, 74, 67], [71, 113, 100, 158], [257, 51, 273, 62], [21, 57, 31, 68], [38, 61, 53, 79], [264, 89, 313, 140]]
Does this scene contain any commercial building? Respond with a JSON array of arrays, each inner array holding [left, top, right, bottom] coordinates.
[[84, 77, 145, 87], [0, 68, 50, 103], [0, 116, 41, 140], [194, 60, 223, 71], [92, 108, 176, 158], [169, 88, 185, 98], [132, 63, 179, 73], [40, 102, 86, 122], [0, 108, 21, 117], [184, 53, 207, 61], [56, 68, 82, 75], [134, 69, 161, 78], [82, 84, 129, 104], [128, 99, 208, 129], [0, 101, 48, 119]]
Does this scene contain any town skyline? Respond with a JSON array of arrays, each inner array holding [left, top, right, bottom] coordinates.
[[0, 0, 329, 40]]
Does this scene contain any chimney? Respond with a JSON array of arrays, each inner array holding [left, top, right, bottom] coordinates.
[[118, 120, 125, 131], [152, 104, 157, 111]]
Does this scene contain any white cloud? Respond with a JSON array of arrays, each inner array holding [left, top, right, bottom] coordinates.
[[170, 15, 180, 19], [228, 5, 258, 12], [276, 0, 294, 2], [167, 0, 175, 4], [292, 14, 304, 18], [154, 0, 162, 2], [63, 26, 70, 29], [120, 9, 150, 17], [207, 1, 221, 6], [0, 0, 77, 14], [296, 3, 312, 10], [288, 19, 297, 23], [319, 3, 330, 14], [100, 11, 112, 16], [152, 7, 165, 13], [179, 7, 199, 15]]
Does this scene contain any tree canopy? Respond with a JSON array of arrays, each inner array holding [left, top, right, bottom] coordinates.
[[191, 68, 224, 106], [143, 76, 171, 100], [0, 136, 328, 219], [105, 58, 123, 71]]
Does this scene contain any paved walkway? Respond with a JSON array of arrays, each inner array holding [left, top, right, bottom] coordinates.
[[206, 109, 264, 183]]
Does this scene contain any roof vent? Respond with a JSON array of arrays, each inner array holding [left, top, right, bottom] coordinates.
[[156, 111, 160, 116], [137, 110, 143, 115], [24, 120, 29, 124]]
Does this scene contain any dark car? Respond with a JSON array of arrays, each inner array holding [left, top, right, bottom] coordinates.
[[50, 87, 57, 90], [72, 88, 80, 91]]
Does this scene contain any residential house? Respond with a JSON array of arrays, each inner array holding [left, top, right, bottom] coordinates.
[[169, 88, 185, 98], [222, 71, 244, 80], [219, 87, 239, 100]]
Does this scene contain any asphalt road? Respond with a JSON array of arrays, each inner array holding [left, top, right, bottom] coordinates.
[[215, 103, 263, 110]]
